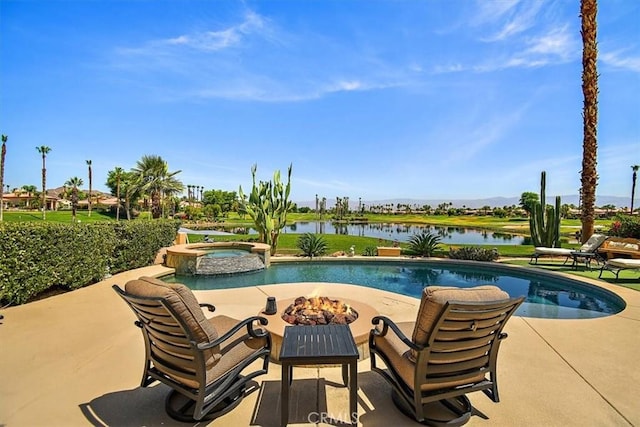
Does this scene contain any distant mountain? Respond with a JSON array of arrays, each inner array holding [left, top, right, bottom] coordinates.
[[296, 195, 637, 210]]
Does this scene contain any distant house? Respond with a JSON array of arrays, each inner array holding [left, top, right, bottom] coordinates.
[[1, 191, 60, 211]]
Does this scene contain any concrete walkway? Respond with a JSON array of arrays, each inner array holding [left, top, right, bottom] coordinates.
[[1, 264, 639, 426]]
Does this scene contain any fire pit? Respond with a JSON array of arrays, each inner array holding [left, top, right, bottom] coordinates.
[[282, 296, 358, 326], [259, 295, 378, 362]]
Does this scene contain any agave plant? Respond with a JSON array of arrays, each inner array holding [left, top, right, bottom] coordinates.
[[408, 230, 441, 257], [297, 233, 328, 258]]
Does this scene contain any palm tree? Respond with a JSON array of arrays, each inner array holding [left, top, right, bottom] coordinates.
[[0, 134, 7, 221], [86, 160, 92, 217], [113, 166, 124, 220], [631, 165, 639, 215], [132, 155, 184, 219], [65, 177, 83, 222], [579, 0, 598, 244], [36, 146, 51, 219]]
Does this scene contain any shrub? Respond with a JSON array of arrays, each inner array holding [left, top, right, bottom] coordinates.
[[408, 230, 441, 257], [607, 215, 640, 239], [0, 219, 180, 305], [110, 220, 180, 273], [449, 247, 499, 262], [0, 222, 116, 304], [362, 246, 377, 256], [297, 233, 328, 258]]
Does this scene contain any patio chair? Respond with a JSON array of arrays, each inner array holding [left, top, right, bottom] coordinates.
[[369, 285, 524, 425], [530, 233, 607, 266], [113, 276, 271, 422], [599, 258, 640, 280]]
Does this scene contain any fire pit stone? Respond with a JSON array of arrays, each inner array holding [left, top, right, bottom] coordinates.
[[282, 296, 358, 326], [259, 295, 378, 362]]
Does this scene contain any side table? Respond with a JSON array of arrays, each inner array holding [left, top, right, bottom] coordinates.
[[279, 324, 359, 427]]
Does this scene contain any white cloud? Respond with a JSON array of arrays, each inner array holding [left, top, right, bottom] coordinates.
[[476, 0, 545, 42], [601, 50, 640, 72], [524, 25, 575, 60], [162, 11, 269, 51]]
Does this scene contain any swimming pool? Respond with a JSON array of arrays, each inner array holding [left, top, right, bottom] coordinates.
[[164, 260, 626, 320]]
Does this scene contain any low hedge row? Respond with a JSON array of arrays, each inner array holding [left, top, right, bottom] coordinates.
[[0, 220, 180, 305]]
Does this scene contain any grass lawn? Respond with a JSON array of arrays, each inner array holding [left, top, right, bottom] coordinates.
[[2, 210, 115, 223], [502, 258, 640, 291]]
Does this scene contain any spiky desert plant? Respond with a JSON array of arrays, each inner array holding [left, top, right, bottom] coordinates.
[[297, 233, 328, 258], [238, 164, 293, 256], [579, 0, 598, 243], [408, 230, 441, 257], [529, 171, 562, 248]]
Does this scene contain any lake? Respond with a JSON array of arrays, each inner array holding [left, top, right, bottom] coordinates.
[[225, 221, 525, 245]]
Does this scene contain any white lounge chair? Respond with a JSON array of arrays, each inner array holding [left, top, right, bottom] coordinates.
[[599, 258, 640, 280], [530, 233, 607, 266]]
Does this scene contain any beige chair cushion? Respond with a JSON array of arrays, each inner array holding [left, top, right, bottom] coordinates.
[[124, 277, 268, 389], [411, 285, 509, 349], [124, 276, 219, 344]]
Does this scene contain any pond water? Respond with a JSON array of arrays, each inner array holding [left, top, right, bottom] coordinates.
[[165, 260, 625, 320], [222, 221, 525, 245]]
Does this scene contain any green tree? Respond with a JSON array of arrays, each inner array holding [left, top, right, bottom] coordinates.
[[113, 166, 124, 220], [202, 189, 238, 215], [65, 176, 83, 222], [131, 155, 184, 219], [36, 146, 51, 219], [519, 191, 539, 215], [238, 164, 293, 256], [0, 135, 6, 221], [86, 160, 92, 217], [106, 168, 140, 220], [579, 0, 599, 243]]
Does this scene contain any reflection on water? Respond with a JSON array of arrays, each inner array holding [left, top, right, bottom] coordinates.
[[168, 261, 624, 320], [219, 221, 525, 245]]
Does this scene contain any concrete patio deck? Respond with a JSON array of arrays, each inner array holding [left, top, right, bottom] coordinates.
[[1, 263, 639, 426]]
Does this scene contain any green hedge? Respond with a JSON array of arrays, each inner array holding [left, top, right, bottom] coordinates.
[[0, 220, 180, 305]]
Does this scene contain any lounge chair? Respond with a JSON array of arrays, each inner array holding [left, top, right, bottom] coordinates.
[[530, 233, 607, 266], [113, 276, 271, 421], [599, 258, 640, 280], [369, 285, 524, 425]]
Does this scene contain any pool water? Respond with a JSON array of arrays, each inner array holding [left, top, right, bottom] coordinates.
[[164, 261, 626, 320], [203, 249, 250, 258]]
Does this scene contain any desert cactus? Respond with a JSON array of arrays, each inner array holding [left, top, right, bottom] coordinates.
[[529, 171, 562, 247], [238, 164, 293, 255]]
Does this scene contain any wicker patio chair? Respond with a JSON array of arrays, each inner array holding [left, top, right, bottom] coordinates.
[[369, 285, 523, 426], [113, 276, 271, 422]]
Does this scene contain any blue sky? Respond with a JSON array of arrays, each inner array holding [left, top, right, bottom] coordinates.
[[1, 0, 639, 204]]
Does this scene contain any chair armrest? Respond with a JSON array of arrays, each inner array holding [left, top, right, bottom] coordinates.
[[197, 316, 269, 350], [199, 303, 216, 312], [371, 315, 424, 352]]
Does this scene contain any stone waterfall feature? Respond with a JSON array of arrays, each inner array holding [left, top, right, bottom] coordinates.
[[196, 253, 265, 275]]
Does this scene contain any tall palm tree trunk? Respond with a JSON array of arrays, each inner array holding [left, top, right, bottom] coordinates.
[[579, 0, 598, 243], [86, 160, 92, 217], [631, 165, 639, 215], [0, 135, 7, 221], [116, 178, 121, 221]]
